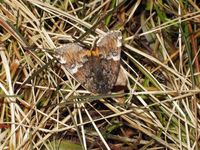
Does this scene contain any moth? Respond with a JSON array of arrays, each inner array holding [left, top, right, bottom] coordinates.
[[55, 31, 122, 94]]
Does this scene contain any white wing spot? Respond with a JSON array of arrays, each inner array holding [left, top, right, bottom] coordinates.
[[68, 63, 83, 74], [59, 57, 67, 64]]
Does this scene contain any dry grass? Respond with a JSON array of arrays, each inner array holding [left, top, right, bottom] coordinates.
[[0, 0, 200, 150]]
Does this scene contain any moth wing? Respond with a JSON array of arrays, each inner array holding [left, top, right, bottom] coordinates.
[[96, 31, 122, 60], [55, 43, 91, 87], [94, 31, 122, 93]]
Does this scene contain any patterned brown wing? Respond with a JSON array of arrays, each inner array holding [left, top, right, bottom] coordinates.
[[92, 31, 122, 94], [55, 43, 90, 86]]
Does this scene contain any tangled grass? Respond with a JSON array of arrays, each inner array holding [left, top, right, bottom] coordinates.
[[0, 0, 200, 150]]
